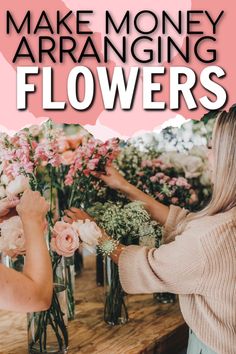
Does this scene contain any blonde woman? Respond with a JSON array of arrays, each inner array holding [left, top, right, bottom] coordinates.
[[65, 108, 236, 354], [0, 190, 53, 312]]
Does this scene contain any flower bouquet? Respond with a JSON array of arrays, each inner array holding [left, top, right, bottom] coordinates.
[[88, 201, 162, 325], [63, 137, 120, 209]]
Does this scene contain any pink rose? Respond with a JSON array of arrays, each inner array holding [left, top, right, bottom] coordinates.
[[53, 221, 70, 234], [51, 222, 79, 257], [61, 151, 76, 165], [0, 216, 26, 257]]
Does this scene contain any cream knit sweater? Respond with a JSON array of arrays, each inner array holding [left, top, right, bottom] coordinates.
[[118, 205, 236, 354]]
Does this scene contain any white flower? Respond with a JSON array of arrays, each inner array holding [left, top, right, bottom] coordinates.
[[181, 155, 204, 178], [159, 152, 186, 171], [6, 175, 30, 196], [28, 124, 42, 137], [0, 186, 6, 199], [189, 146, 208, 160], [72, 219, 102, 253], [1, 174, 10, 186]]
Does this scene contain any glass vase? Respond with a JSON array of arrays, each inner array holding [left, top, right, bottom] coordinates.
[[96, 248, 104, 287], [103, 256, 129, 326], [65, 256, 75, 321], [1, 254, 24, 271], [153, 292, 176, 304], [27, 256, 68, 354], [74, 250, 83, 276]]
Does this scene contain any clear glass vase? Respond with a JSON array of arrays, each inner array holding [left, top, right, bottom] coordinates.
[[1, 254, 24, 271], [27, 256, 68, 354], [65, 256, 75, 321], [103, 256, 129, 326]]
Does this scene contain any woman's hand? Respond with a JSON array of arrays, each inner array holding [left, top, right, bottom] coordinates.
[[94, 166, 130, 192], [96, 165, 169, 225], [0, 197, 19, 218], [63, 207, 93, 223], [16, 190, 49, 230]]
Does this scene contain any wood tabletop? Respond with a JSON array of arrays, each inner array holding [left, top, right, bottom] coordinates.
[[0, 256, 188, 354]]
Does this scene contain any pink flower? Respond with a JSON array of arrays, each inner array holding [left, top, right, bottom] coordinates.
[[83, 169, 90, 176], [156, 172, 165, 178], [51, 222, 79, 257], [61, 151, 76, 165], [87, 158, 99, 170], [0, 216, 26, 257], [141, 160, 152, 168], [156, 192, 165, 201], [169, 179, 176, 186], [63, 137, 120, 185], [176, 177, 191, 189], [150, 175, 157, 183], [53, 221, 70, 234]]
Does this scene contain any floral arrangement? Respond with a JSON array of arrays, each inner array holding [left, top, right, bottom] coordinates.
[[54, 136, 121, 212], [87, 200, 162, 325], [0, 121, 120, 351], [0, 114, 215, 334], [88, 201, 162, 247], [114, 141, 212, 211], [50, 219, 101, 257]]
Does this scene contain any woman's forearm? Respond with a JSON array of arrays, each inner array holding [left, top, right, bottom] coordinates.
[[23, 219, 53, 308], [121, 182, 169, 225], [0, 219, 52, 312]]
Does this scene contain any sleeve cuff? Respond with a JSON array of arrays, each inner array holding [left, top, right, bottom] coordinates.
[[163, 205, 188, 243], [118, 245, 150, 294]]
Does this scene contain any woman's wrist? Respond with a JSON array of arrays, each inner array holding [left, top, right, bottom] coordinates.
[[98, 230, 126, 264], [110, 244, 126, 264], [22, 218, 46, 236], [120, 181, 137, 197]]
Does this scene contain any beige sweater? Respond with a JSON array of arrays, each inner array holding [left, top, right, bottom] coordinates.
[[118, 205, 236, 354]]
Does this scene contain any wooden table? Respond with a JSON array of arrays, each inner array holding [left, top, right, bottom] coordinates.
[[0, 256, 188, 354]]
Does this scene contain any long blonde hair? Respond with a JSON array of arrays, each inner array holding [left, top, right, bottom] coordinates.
[[186, 107, 236, 223]]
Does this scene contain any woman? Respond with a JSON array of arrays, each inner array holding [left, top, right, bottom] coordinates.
[[0, 190, 53, 312], [65, 108, 236, 354]]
